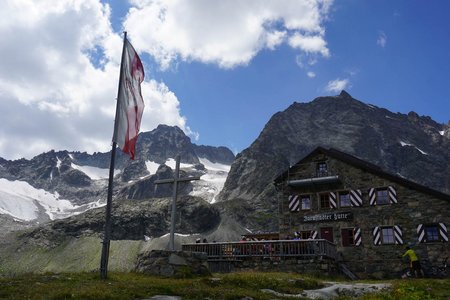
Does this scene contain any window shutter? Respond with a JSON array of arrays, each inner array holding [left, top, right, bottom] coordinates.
[[388, 186, 397, 203], [288, 195, 299, 212], [369, 188, 376, 206], [394, 225, 403, 244], [439, 223, 448, 242], [350, 189, 363, 207], [329, 192, 337, 209], [354, 227, 362, 246], [342, 229, 350, 247], [417, 224, 426, 243], [372, 226, 381, 245]]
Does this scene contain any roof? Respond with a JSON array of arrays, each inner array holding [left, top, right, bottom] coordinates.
[[274, 146, 450, 201]]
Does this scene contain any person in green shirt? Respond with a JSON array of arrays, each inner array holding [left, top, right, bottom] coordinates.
[[402, 246, 424, 278]]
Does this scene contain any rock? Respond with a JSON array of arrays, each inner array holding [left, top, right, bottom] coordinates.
[[146, 296, 182, 300], [169, 254, 188, 266], [218, 92, 450, 231], [20, 196, 220, 243], [136, 250, 210, 278]]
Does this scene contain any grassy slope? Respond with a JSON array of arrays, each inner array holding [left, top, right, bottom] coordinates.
[[0, 236, 143, 275]]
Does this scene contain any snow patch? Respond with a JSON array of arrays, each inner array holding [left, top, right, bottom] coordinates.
[[0, 178, 102, 221], [56, 157, 62, 169], [50, 157, 63, 181], [198, 157, 231, 172], [160, 232, 199, 238], [71, 163, 120, 180], [399, 141, 428, 155], [190, 158, 231, 204], [145, 160, 160, 174], [439, 130, 445, 136], [165, 158, 194, 169]]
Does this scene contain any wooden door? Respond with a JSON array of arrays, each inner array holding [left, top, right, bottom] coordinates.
[[320, 227, 334, 242]]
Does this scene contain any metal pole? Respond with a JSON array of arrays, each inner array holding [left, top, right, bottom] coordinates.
[[100, 142, 117, 279], [100, 31, 128, 280], [169, 155, 180, 250]]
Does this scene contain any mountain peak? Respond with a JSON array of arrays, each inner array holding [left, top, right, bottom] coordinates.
[[154, 124, 183, 133], [339, 90, 352, 98]]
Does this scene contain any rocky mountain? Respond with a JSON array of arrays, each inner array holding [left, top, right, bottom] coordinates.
[[0, 125, 234, 231], [2, 91, 449, 246], [21, 196, 220, 247], [217, 91, 450, 230]]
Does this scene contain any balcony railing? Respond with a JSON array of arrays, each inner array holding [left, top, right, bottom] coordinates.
[[182, 239, 337, 260]]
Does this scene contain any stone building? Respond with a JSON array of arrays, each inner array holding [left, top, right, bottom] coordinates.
[[274, 147, 449, 278]]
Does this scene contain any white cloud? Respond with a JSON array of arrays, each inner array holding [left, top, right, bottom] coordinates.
[[377, 31, 387, 48], [0, 1, 334, 160], [326, 78, 350, 92], [296, 53, 320, 78], [288, 33, 329, 57], [295, 53, 319, 68], [0, 0, 193, 159], [125, 0, 333, 69]]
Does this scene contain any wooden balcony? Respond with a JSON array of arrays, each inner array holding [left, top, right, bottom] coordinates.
[[182, 239, 337, 261]]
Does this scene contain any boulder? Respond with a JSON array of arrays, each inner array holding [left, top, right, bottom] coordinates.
[[135, 250, 210, 278]]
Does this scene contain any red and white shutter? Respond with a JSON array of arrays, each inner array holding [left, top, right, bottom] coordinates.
[[439, 223, 448, 242], [373, 226, 381, 245], [369, 188, 376, 206], [354, 227, 362, 246], [388, 186, 398, 203], [417, 224, 426, 243], [329, 192, 337, 209], [394, 225, 403, 244], [288, 195, 300, 212], [350, 189, 363, 207]]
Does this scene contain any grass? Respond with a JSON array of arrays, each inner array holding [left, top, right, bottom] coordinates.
[[0, 272, 449, 299], [0, 237, 142, 275]]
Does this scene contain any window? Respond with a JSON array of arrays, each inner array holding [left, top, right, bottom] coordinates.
[[301, 195, 311, 210], [374, 225, 402, 245], [299, 231, 312, 239], [316, 162, 328, 177], [424, 224, 440, 242], [417, 223, 447, 243], [376, 189, 389, 205], [339, 191, 351, 207], [381, 227, 395, 244], [341, 228, 355, 247], [320, 193, 331, 210]]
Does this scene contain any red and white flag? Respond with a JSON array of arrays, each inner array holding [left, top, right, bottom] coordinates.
[[113, 38, 145, 160]]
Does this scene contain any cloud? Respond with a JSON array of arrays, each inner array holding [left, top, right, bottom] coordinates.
[[0, 0, 193, 159], [125, 0, 333, 69], [325, 78, 350, 92], [377, 31, 387, 48], [288, 33, 330, 57], [295, 53, 319, 77]]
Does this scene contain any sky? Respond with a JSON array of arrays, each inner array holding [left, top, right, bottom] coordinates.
[[0, 0, 449, 160]]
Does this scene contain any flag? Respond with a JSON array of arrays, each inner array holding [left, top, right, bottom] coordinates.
[[113, 38, 145, 160]]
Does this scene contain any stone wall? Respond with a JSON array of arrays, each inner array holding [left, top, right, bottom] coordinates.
[[278, 152, 450, 279], [208, 257, 339, 277]]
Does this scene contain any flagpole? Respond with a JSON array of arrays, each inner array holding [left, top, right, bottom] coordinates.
[[100, 31, 128, 280]]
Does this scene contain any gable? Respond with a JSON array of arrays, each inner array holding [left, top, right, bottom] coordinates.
[[274, 147, 450, 202]]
